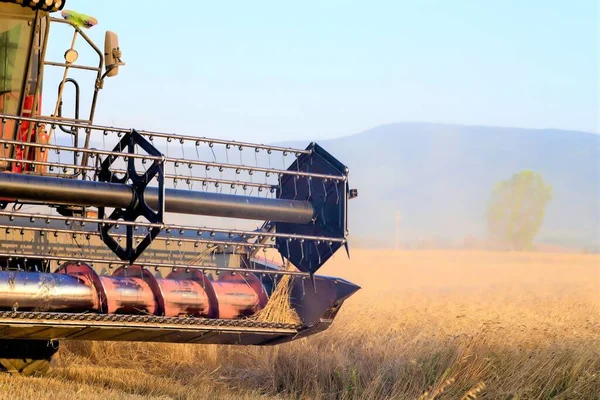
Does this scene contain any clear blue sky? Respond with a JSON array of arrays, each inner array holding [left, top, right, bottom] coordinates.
[[42, 1, 598, 143]]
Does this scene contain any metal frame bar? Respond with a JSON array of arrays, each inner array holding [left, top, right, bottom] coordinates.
[[0, 135, 345, 181], [46, 17, 103, 122], [0, 211, 347, 244], [0, 311, 303, 332], [0, 223, 275, 249], [17, 10, 50, 164], [44, 61, 100, 72], [2, 157, 279, 190], [0, 114, 315, 157], [138, 129, 312, 155], [0, 252, 311, 277]]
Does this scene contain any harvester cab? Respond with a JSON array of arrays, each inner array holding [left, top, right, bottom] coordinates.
[[0, 0, 359, 376]]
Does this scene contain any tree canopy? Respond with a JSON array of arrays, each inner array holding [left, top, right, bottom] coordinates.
[[487, 170, 553, 250]]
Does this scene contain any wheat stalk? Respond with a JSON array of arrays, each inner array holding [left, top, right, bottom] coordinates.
[[416, 373, 456, 400], [187, 244, 218, 266], [249, 261, 301, 325], [460, 381, 486, 400]]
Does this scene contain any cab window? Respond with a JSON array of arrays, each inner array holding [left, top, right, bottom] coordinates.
[[0, 15, 33, 115]]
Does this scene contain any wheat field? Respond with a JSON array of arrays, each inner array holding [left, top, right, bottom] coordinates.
[[0, 249, 598, 400]]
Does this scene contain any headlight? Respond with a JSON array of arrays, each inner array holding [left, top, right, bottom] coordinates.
[[0, 0, 66, 12]]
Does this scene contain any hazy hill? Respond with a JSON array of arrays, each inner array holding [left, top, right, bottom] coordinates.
[[276, 123, 600, 251]]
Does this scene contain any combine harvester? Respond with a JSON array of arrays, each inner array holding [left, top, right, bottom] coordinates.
[[0, 0, 359, 375]]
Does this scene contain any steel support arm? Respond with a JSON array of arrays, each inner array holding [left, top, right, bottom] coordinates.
[[0, 173, 315, 224]]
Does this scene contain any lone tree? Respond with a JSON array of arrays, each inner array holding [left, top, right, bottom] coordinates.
[[487, 170, 553, 250]]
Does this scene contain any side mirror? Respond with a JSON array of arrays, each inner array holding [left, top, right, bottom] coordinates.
[[104, 31, 125, 78]]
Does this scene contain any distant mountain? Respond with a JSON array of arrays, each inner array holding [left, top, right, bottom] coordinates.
[[275, 123, 600, 251]]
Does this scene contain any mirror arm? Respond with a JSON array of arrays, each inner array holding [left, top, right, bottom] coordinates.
[[100, 63, 123, 81], [100, 65, 116, 81]]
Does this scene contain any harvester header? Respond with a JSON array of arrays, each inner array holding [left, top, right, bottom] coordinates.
[[0, 0, 359, 376]]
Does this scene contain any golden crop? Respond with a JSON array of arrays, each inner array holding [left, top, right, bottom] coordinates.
[[1, 249, 598, 400]]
